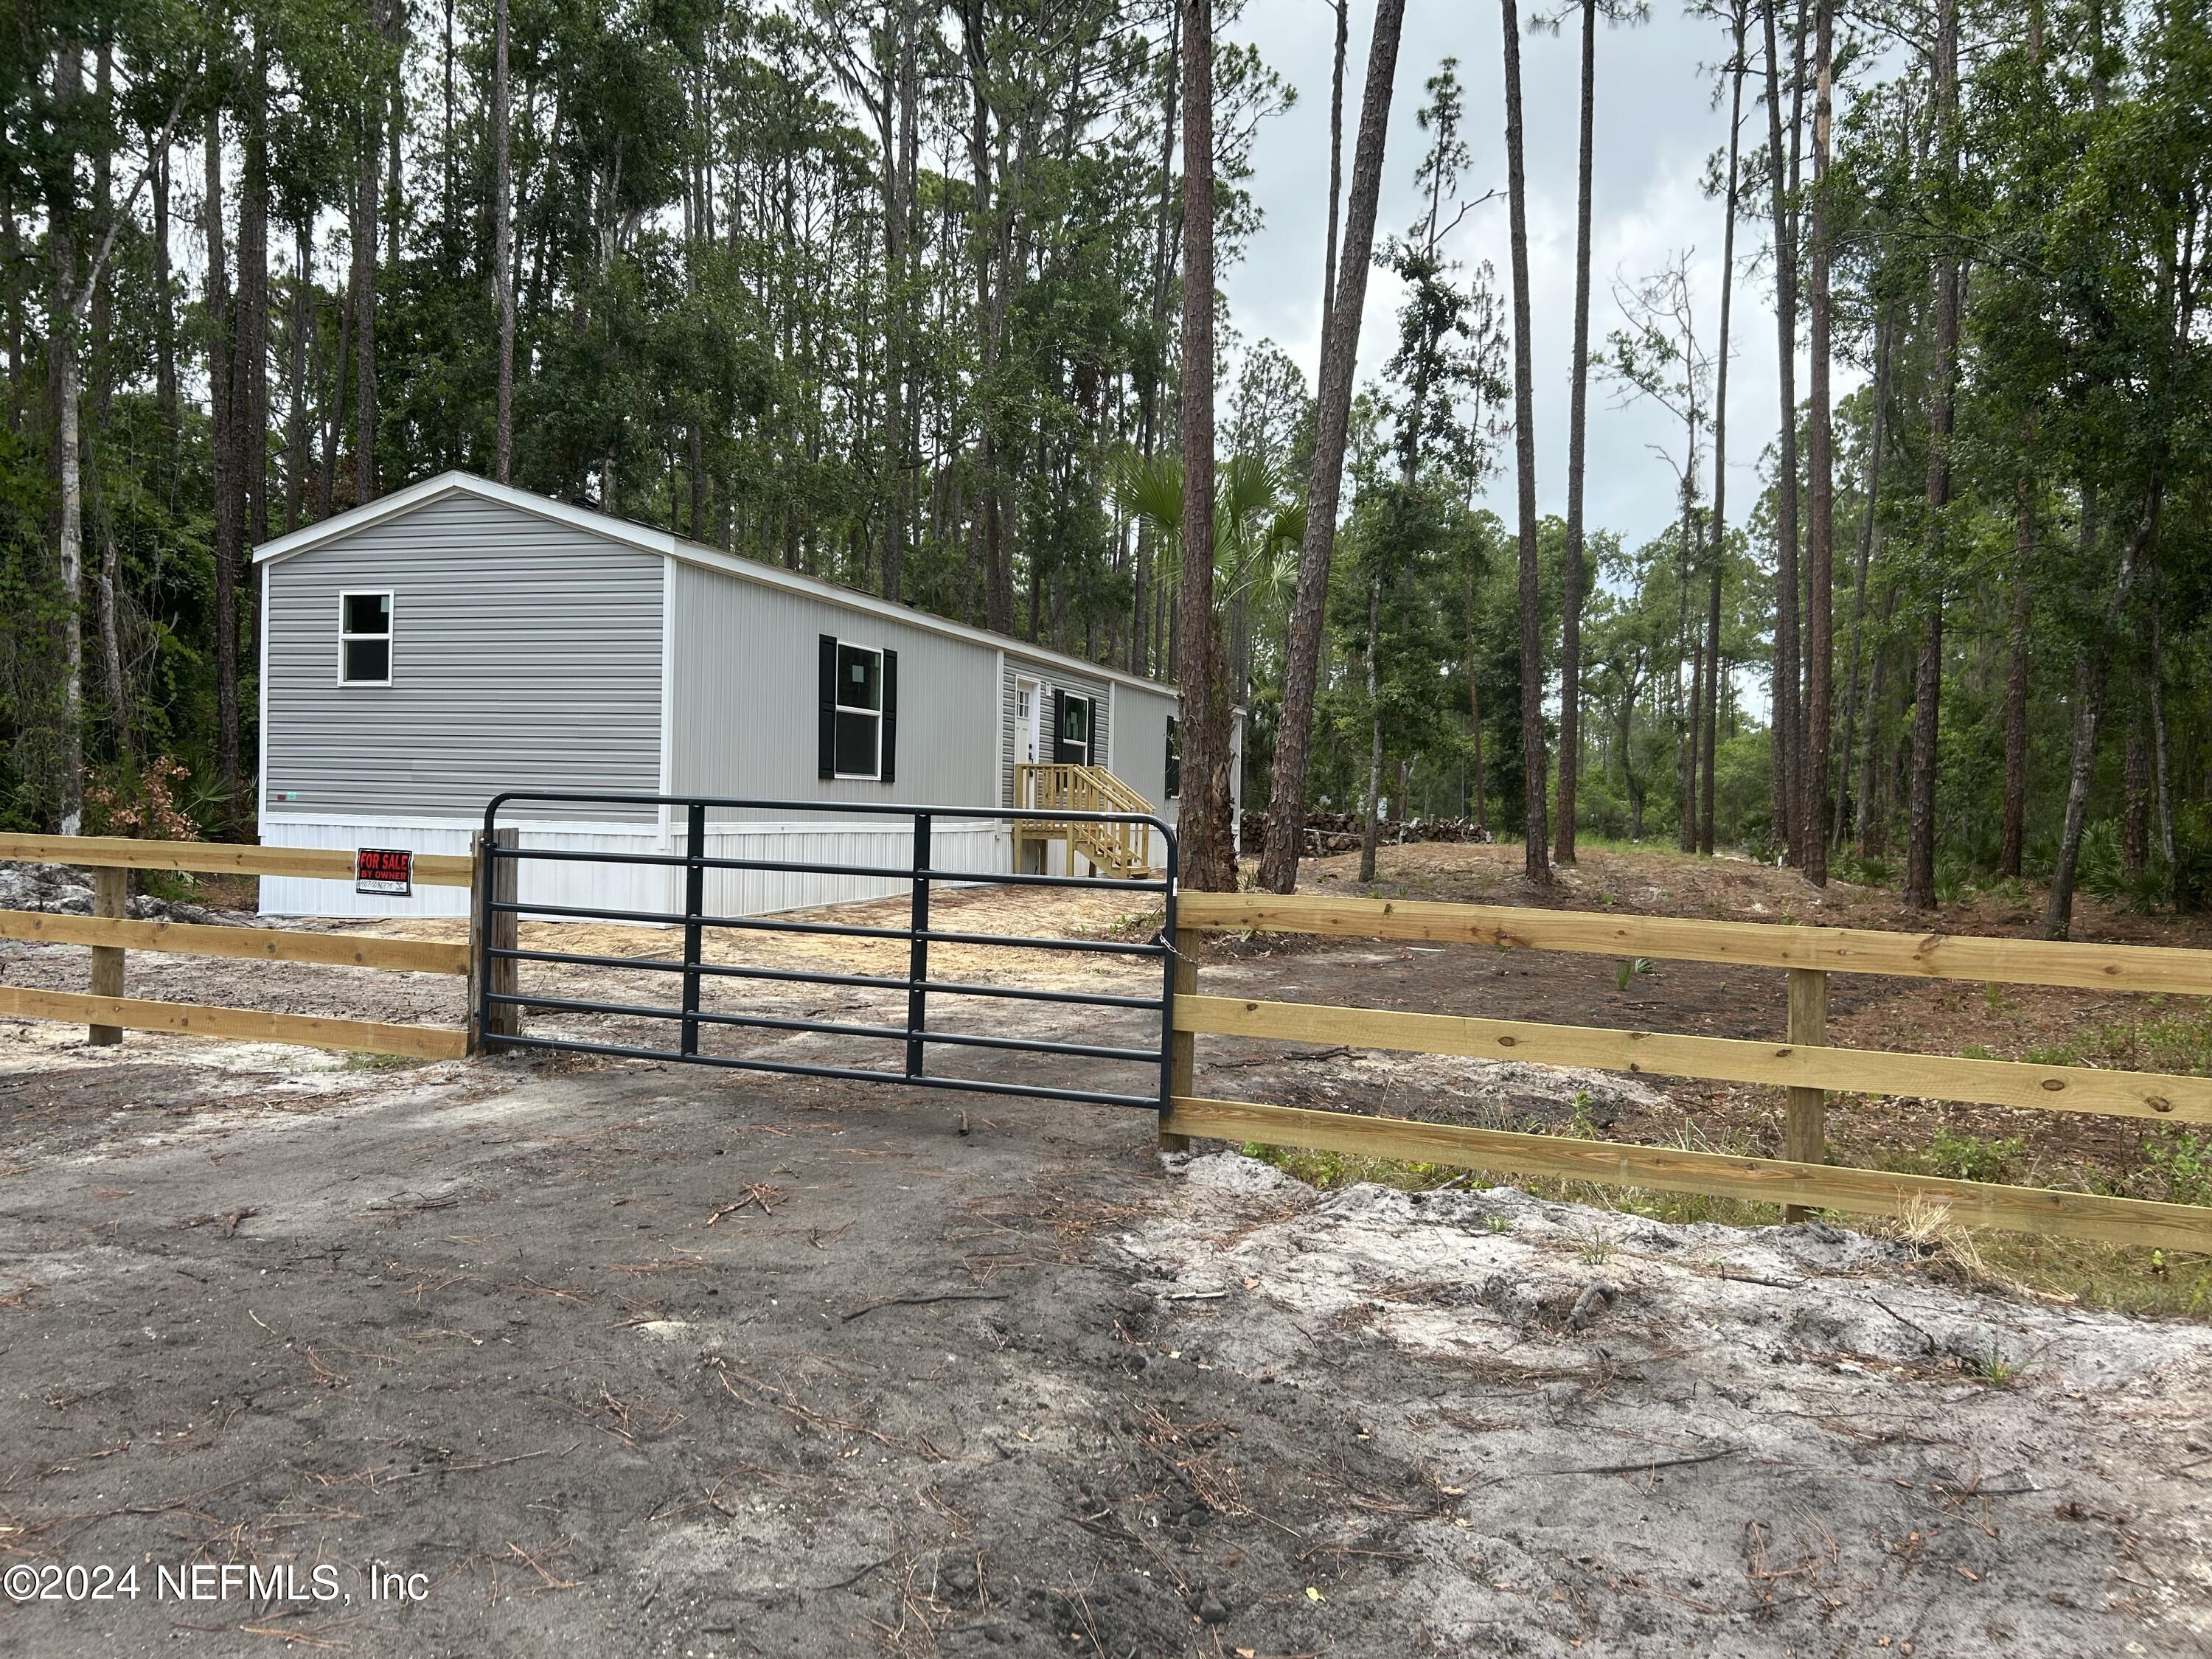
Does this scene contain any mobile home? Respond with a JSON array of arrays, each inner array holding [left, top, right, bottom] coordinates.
[[252, 472, 1232, 917]]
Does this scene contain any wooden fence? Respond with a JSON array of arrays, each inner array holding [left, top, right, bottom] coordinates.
[[0, 834, 481, 1061], [9, 835, 2212, 1251], [1161, 891, 2212, 1253]]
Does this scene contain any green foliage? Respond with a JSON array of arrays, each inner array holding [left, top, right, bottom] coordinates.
[[1884, 1127, 2028, 1186], [2140, 1130, 2212, 1208]]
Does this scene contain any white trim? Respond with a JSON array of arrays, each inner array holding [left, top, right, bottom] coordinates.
[[260, 808, 1003, 832], [258, 810, 1006, 839], [255, 559, 270, 829], [1105, 681, 1116, 771], [252, 471, 1178, 698], [1013, 675, 1042, 766], [336, 588, 394, 686], [262, 810, 660, 834], [657, 555, 675, 849], [830, 636, 886, 782], [993, 647, 1006, 807]]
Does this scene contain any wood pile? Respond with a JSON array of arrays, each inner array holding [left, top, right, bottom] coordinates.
[[1239, 812, 1496, 856]]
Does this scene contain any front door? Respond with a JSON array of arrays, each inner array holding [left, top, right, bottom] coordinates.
[[1016, 678, 1042, 768]]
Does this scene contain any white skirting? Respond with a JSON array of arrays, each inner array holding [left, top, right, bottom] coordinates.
[[257, 814, 1015, 921]]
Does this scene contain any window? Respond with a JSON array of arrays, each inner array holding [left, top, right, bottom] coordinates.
[[818, 634, 898, 782], [1164, 715, 1180, 799], [834, 643, 882, 776], [339, 591, 392, 684], [1057, 692, 1090, 765]]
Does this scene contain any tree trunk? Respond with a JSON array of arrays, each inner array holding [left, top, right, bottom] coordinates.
[[1997, 478, 2033, 877], [48, 42, 86, 833], [1256, 0, 1409, 894], [1503, 0, 1550, 886], [1703, 4, 1747, 857], [2046, 493, 2159, 937], [1466, 555, 1486, 835], [285, 220, 310, 533], [961, 4, 1015, 634], [152, 139, 178, 469], [237, 25, 271, 770], [1360, 574, 1383, 883], [1321, 0, 1347, 328], [322, 268, 350, 518], [1677, 481, 1697, 853], [493, 0, 515, 483], [1855, 584, 1893, 855], [82, 46, 122, 759], [1834, 303, 1889, 851], [2151, 596, 2174, 878], [1178, 0, 1234, 891], [1801, 0, 1834, 885], [878, 2, 915, 602], [206, 104, 244, 821], [1760, 0, 1802, 863], [1902, 0, 1958, 913], [353, 81, 380, 504], [1557, 0, 1596, 866], [2122, 682, 2149, 886]]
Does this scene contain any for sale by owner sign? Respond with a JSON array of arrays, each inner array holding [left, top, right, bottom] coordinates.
[[355, 847, 414, 897]]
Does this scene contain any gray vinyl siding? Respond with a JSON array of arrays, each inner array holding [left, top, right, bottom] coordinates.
[[261, 491, 664, 821], [668, 561, 1000, 815], [1111, 681, 1179, 821], [1000, 655, 1114, 808]]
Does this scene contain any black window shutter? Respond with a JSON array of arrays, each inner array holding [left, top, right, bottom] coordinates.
[[1051, 688, 1068, 763], [1090, 698, 1102, 768], [818, 635, 837, 779], [880, 650, 898, 783], [1165, 716, 1180, 799]]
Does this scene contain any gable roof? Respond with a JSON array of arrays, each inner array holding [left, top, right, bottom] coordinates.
[[253, 470, 1180, 698]]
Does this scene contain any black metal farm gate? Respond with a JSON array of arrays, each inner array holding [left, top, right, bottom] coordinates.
[[475, 792, 1177, 1110]]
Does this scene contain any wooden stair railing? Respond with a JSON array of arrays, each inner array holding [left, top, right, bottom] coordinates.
[[1013, 764, 1158, 876]]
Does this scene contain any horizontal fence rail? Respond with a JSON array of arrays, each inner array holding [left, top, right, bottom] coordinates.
[[0, 909, 468, 975], [0, 986, 469, 1061], [1178, 994, 2212, 1124], [0, 832, 476, 886], [1159, 1096, 2212, 1253], [1176, 891, 2212, 996], [0, 832, 476, 1057], [1163, 890, 2212, 1251]]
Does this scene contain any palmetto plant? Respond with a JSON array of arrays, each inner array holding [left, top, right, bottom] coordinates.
[[1112, 451, 1306, 703]]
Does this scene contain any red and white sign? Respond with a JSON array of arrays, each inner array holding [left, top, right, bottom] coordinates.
[[354, 847, 414, 897]]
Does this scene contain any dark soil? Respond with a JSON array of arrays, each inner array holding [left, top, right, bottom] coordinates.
[[2, 849, 2209, 1653]]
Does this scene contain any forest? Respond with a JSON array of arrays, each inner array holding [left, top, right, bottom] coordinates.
[[4, 0, 2208, 936]]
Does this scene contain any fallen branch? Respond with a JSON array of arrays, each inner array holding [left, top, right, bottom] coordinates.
[[1492, 1445, 1742, 1484], [841, 1293, 1009, 1324]]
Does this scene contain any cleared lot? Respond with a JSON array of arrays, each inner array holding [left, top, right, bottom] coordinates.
[[1, 877, 2208, 1655]]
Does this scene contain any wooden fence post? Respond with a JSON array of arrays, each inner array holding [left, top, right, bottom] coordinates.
[[467, 829, 521, 1054], [1161, 925, 1194, 1152], [87, 866, 128, 1046], [1784, 966, 1829, 1222]]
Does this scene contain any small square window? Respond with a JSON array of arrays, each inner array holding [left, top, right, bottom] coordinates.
[[339, 591, 392, 685], [344, 637, 391, 683], [343, 592, 390, 636]]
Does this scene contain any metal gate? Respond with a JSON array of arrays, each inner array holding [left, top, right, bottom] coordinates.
[[475, 792, 1177, 1110]]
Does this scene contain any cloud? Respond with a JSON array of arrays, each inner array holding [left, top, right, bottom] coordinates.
[[1221, 0, 1842, 557]]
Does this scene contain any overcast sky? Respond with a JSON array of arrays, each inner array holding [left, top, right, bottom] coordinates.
[[1219, 0, 1805, 555]]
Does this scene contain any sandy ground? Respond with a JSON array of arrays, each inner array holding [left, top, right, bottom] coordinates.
[[2, 863, 2211, 1652]]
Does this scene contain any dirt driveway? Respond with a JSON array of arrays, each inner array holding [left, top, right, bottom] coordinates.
[[2, 883, 2210, 1655]]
